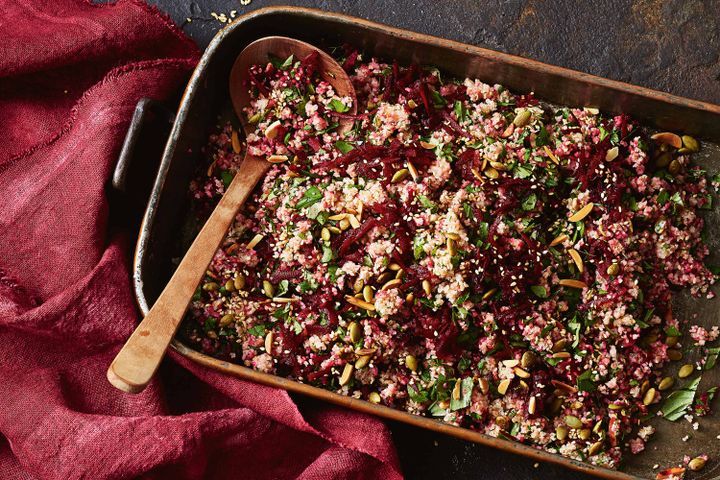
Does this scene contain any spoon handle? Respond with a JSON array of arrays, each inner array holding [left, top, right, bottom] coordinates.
[[107, 156, 269, 393]]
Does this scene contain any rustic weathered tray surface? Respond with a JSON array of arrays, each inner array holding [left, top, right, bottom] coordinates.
[[133, 7, 720, 479]]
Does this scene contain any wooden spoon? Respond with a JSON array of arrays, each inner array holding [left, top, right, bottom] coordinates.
[[107, 36, 357, 393]]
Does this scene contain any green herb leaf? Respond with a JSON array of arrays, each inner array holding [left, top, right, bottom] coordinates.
[[417, 194, 437, 212], [220, 170, 235, 189], [296, 186, 323, 210], [535, 126, 551, 147], [335, 140, 354, 154], [522, 193, 537, 211], [450, 377, 474, 411], [269, 54, 294, 70], [327, 98, 350, 113], [660, 376, 701, 421], [657, 190, 670, 205], [576, 370, 597, 392], [247, 324, 267, 337], [320, 244, 335, 264], [408, 384, 429, 403], [705, 347, 720, 370], [530, 285, 548, 298]]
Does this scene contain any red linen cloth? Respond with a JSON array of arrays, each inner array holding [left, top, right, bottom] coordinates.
[[0, 1, 402, 479]]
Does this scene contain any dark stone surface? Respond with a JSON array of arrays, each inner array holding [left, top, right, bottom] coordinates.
[[144, 1, 720, 478]]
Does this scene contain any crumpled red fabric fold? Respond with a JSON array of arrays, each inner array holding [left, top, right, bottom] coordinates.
[[0, 1, 402, 479]]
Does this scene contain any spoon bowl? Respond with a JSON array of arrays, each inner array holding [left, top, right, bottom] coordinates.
[[107, 36, 356, 393]]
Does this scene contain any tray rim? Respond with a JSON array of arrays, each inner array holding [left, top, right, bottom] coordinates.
[[134, 6, 720, 479]]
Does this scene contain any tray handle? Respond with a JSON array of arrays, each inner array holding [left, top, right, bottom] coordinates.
[[111, 98, 175, 225]]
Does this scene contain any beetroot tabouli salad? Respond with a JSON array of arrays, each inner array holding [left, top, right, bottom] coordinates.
[[183, 47, 720, 472]]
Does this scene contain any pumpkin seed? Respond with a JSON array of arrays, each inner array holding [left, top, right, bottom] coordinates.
[[202, 282, 219, 291], [605, 146, 619, 162], [268, 154, 288, 163], [514, 367, 531, 379], [640, 380, 650, 394], [470, 167, 484, 182], [407, 161, 419, 181], [346, 295, 376, 311], [328, 213, 348, 221], [501, 123, 515, 138], [555, 426, 568, 441], [353, 277, 365, 293], [264, 120, 282, 139], [668, 159, 681, 175], [339, 218, 350, 231], [543, 145, 559, 165], [349, 321, 362, 343], [444, 231, 460, 241], [368, 392, 381, 404], [665, 335, 679, 347], [363, 285, 374, 303], [606, 263, 620, 276], [502, 359, 520, 368], [247, 111, 263, 124], [452, 379, 462, 400], [642, 387, 656, 406], [651, 132, 682, 148], [482, 288, 497, 300], [321, 227, 331, 242], [549, 233, 568, 247], [377, 272, 393, 284], [497, 378, 512, 395], [447, 237, 456, 257], [407, 99, 418, 109], [579, 428, 591, 441], [568, 248, 584, 273], [688, 457, 706, 471], [391, 168, 409, 183], [484, 166, 499, 179], [388, 263, 403, 271], [681, 135, 699, 152], [339, 363, 354, 386], [588, 440, 603, 456], [262, 280, 274, 298], [355, 354, 372, 369], [219, 313, 235, 327], [231, 130, 242, 154], [568, 203, 593, 222], [272, 297, 297, 304], [479, 378, 490, 394], [221, 280, 234, 292], [668, 349, 683, 361], [246, 233, 264, 249], [678, 364, 694, 378], [564, 415, 582, 429], [348, 214, 360, 229], [658, 376, 675, 391], [420, 140, 435, 149], [552, 351, 571, 359], [233, 274, 245, 291], [559, 279, 587, 289], [264, 331, 274, 355], [552, 379, 577, 394], [405, 354, 418, 372], [328, 226, 342, 234], [552, 339, 568, 353], [548, 396, 563, 414], [490, 161, 508, 171], [422, 279, 432, 296], [521, 351, 536, 369], [381, 278, 402, 291], [655, 151, 673, 168], [513, 109, 532, 127], [528, 396, 537, 415], [593, 420, 604, 435]]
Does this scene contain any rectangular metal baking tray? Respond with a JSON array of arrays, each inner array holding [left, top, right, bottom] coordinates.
[[129, 7, 720, 479]]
